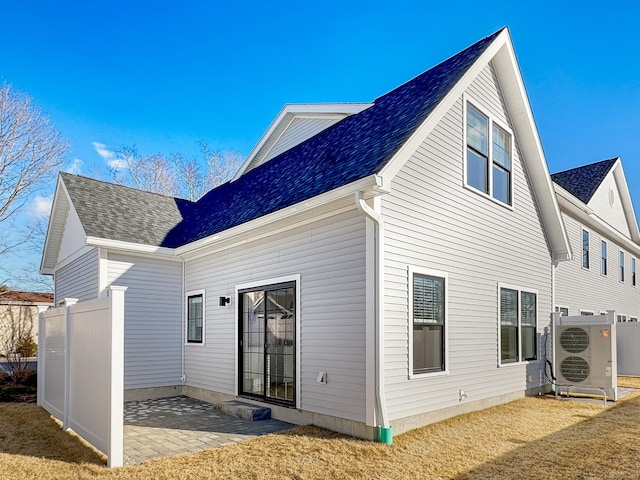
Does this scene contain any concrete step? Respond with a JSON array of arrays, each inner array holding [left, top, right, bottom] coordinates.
[[217, 400, 271, 421]]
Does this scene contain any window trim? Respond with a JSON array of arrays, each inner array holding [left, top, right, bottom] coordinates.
[[185, 289, 206, 346], [463, 95, 514, 209], [617, 314, 628, 323], [580, 310, 595, 316], [601, 240, 607, 276], [632, 257, 636, 287], [581, 228, 590, 270], [497, 283, 538, 366], [620, 250, 625, 283], [408, 266, 449, 379], [630, 316, 638, 323], [555, 306, 569, 317]]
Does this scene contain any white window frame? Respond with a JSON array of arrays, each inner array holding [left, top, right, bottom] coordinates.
[[497, 283, 538, 367], [185, 289, 206, 346], [580, 310, 595, 316], [632, 257, 637, 287], [555, 306, 569, 316], [601, 239, 607, 276], [463, 95, 514, 210], [620, 250, 625, 283], [581, 228, 590, 270], [630, 316, 638, 322], [408, 266, 449, 379], [617, 314, 628, 323], [600, 311, 608, 316]]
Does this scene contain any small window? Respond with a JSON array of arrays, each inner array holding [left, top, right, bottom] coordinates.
[[555, 306, 569, 316], [617, 314, 627, 323], [582, 230, 589, 269], [187, 292, 204, 343], [630, 317, 638, 323], [500, 286, 537, 364], [580, 310, 594, 316], [465, 102, 512, 205], [601, 240, 607, 276], [411, 270, 446, 375], [633, 257, 636, 287], [620, 251, 625, 282]]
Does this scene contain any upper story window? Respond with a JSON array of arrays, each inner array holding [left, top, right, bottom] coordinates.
[[582, 229, 590, 269], [601, 240, 607, 276], [465, 102, 512, 206], [620, 250, 625, 282], [633, 257, 637, 287]]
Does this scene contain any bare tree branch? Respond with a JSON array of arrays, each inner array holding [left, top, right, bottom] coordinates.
[[0, 84, 68, 258]]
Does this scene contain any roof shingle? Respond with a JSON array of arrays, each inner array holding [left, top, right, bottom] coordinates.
[[551, 158, 618, 204], [61, 29, 504, 249]]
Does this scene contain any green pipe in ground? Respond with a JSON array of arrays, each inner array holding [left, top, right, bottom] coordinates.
[[377, 426, 393, 445]]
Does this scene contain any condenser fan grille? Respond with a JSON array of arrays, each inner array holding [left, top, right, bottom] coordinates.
[[559, 327, 589, 353], [560, 356, 590, 383]]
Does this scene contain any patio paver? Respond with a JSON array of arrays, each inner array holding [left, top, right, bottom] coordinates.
[[123, 396, 293, 465]]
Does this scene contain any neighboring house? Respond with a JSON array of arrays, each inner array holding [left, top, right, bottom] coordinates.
[[552, 158, 640, 321], [0, 290, 54, 356], [40, 27, 575, 440]]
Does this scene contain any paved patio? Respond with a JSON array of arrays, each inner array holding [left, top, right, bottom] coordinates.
[[123, 396, 294, 465]]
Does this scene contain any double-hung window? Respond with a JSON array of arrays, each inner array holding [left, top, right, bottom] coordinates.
[[465, 102, 512, 205], [186, 291, 204, 344], [620, 251, 625, 282], [582, 229, 590, 269], [601, 240, 607, 276], [410, 269, 446, 376], [499, 286, 537, 364]]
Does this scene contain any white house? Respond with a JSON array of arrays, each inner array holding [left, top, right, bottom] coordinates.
[[552, 158, 640, 321], [41, 27, 578, 441]]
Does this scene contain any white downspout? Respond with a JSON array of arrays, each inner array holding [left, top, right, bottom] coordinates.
[[181, 259, 186, 387], [355, 190, 391, 436]]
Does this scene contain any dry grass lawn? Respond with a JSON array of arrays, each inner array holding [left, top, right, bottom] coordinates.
[[2, 378, 640, 479]]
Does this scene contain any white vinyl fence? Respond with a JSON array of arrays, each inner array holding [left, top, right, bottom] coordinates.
[[617, 322, 640, 376], [38, 286, 127, 468]]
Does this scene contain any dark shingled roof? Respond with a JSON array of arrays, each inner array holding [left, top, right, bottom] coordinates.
[[61, 29, 503, 248], [551, 158, 618, 204], [60, 172, 193, 246]]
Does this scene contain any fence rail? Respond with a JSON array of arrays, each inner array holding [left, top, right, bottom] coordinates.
[[38, 286, 126, 468]]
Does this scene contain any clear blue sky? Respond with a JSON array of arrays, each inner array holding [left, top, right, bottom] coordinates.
[[2, 1, 640, 289]]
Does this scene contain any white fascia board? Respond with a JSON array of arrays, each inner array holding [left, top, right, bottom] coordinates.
[[40, 175, 72, 275], [232, 103, 373, 180], [177, 174, 383, 258], [85, 237, 179, 259], [556, 185, 640, 257]]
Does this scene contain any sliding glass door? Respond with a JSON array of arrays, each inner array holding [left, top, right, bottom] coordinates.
[[239, 282, 295, 405]]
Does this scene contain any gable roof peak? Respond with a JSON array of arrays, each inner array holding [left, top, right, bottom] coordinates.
[[551, 158, 619, 204]]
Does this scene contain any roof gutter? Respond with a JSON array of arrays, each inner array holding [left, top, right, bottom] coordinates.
[[355, 181, 391, 443]]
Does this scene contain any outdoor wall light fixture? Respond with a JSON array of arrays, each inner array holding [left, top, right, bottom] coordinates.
[[219, 296, 231, 306]]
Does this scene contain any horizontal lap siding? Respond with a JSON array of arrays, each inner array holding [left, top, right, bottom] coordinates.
[[107, 253, 182, 389], [555, 214, 640, 318], [185, 210, 367, 422], [383, 64, 552, 421], [54, 249, 98, 305]]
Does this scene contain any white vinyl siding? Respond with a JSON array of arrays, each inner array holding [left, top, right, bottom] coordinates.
[[381, 63, 552, 421], [265, 117, 342, 162], [54, 248, 99, 305], [555, 215, 640, 320], [107, 253, 182, 389], [184, 209, 366, 422]]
